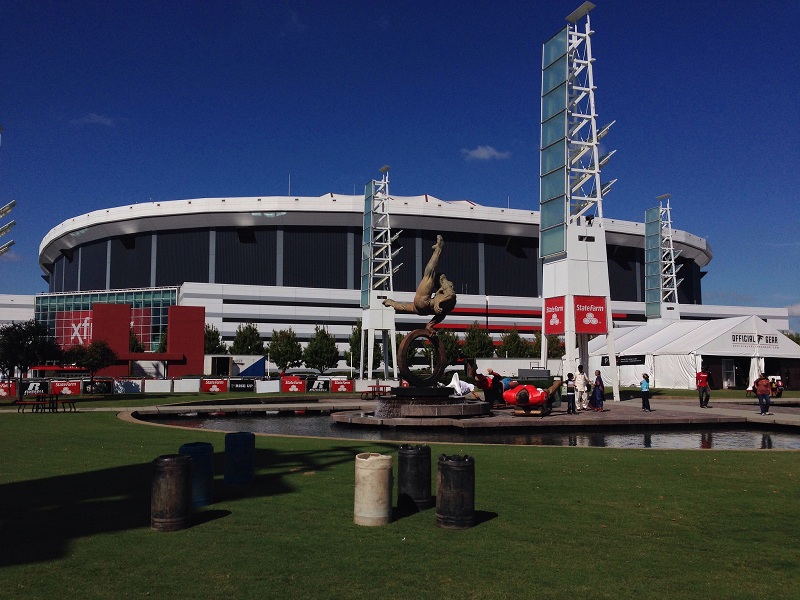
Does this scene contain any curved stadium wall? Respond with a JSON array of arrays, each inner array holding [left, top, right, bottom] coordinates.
[[38, 194, 712, 346]]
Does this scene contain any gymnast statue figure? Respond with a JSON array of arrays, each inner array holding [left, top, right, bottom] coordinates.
[[382, 234, 457, 331]]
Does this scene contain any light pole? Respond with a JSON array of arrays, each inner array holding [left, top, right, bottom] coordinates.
[[485, 296, 489, 330]]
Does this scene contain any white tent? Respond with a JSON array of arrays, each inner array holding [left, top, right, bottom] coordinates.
[[587, 316, 800, 389]]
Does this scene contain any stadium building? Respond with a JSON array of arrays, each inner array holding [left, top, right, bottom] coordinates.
[[33, 193, 788, 356]]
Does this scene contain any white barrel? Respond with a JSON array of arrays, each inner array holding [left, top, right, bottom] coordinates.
[[353, 452, 393, 526]]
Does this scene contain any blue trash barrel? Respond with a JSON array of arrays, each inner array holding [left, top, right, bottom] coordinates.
[[151, 454, 192, 531], [178, 441, 214, 507], [224, 432, 255, 485]]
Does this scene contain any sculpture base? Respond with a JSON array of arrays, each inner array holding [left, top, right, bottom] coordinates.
[[373, 386, 489, 419]]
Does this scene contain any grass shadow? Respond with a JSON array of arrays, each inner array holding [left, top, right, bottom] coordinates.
[[0, 442, 395, 568]]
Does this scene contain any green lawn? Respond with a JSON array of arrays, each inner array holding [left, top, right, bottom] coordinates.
[[1, 411, 799, 599]]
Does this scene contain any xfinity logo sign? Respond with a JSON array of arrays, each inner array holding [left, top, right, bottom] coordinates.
[[71, 316, 91, 344]]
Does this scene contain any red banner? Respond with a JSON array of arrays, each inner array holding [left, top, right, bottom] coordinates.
[[281, 376, 307, 393], [574, 295, 608, 334], [0, 381, 16, 398], [543, 296, 565, 335], [329, 379, 354, 393], [55, 310, 93, 347], [201, 379, 228, 393], [51, 380, 81, 396]]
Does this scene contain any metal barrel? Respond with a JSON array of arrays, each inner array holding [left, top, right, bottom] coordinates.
[[151, 454, 192, 532], [353, 452, 393, 526], [178, 442, 214, 507], [436, 454, 475, 529], [224, 432, 255, 486], [398, 444, 434, 512]]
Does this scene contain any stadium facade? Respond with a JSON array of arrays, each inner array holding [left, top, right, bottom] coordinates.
[[32, 193, 789, 353]]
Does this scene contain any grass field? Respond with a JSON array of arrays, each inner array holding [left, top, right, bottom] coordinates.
[[1, 410, 799, 599]]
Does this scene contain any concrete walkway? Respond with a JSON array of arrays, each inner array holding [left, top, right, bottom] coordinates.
[[3, 395, 799, 431]]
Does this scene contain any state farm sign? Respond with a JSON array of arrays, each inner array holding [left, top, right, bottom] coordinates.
[[281, 376, 307, 393], [574, 295, 607, 334], [543, 296, 565, 335], [201, 379, 228, 393]]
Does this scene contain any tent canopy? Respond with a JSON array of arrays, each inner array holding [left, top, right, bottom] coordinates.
[[587, 316, 800, 389], [590, 316, 800, 360]]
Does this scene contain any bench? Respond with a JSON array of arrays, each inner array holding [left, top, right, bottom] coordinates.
[[55, 397, 77, 412], [16, 400, 50, 413]]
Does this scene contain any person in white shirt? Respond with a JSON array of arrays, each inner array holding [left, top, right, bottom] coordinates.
[[574, 364, 592, 411]]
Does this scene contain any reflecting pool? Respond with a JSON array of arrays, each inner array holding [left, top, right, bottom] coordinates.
[[137, 413, 800, 450]]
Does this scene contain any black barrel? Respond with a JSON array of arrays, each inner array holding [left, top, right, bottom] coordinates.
[[151, 454, 192, 531], [224, 432, 255, 485], [178, 441, 214, 507], [398, 444, 434, 512], [436, 454, 475, 529]]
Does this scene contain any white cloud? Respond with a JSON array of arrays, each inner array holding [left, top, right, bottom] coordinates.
[[461, 145, 511, 161], [70, 113, 117, 127], [787, 303, 800, 317]]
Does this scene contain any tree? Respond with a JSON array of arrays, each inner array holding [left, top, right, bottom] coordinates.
[[204, 324, 228, 354], [532, 333, 565, 359], [303, 326, 340, 374], [0, 320, 61, 391], [156, 329, 168, 353], [497, 327, 534, 358], [65, 340, 118, 387], [230, 322, 264, 355], [422, 329, 461, 367], [460, 322, 495, 359], [129, 329, 145, 353], [344, 321, 381, 372], [266, 328, 303, 373]]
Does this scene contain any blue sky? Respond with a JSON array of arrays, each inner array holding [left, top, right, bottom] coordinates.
[[1, 1, 798, 327]]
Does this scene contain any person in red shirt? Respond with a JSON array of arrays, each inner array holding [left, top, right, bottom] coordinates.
[[754, 374, 773, 416], [696, 368, 713, 408]]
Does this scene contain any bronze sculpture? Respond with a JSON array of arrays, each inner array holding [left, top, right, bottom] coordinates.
[[382, 235, 456, 332], [382, 235, 457, 387]]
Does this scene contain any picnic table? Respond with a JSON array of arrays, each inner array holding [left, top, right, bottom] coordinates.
[[360, 384, 392, 400], [16, 394, 77, 413]]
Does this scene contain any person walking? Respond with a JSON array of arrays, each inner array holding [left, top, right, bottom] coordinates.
[[696, 367, 712, 408], [640, 373, 651, 412], [592, 370, 605, 412], [565, 373, 576, 414], [574, 365, 591, 411], [754, 373, 773, 416]]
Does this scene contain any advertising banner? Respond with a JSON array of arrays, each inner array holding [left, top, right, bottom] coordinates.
[[330, 379, 354, 393], [0, 380, 17, 398], [55, 310, 93, 347], [574, 295, 608, 334], [21, 379, 49, 396], [281, 376, 307, 393], [51, 380, 81, 395], [307, 378, 329, 393], [83, 378, 114, 395], [229, 379, 256, 393], [201, 379, 228, 393], [114, 379, 144, 394], [543, 296, 566, 335]]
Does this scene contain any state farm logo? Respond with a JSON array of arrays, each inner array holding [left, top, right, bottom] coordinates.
[[582, 312, 599, 325], [549, 313, 561, 326], [335, 383, 348, 392], [288, 384, 300, 392]]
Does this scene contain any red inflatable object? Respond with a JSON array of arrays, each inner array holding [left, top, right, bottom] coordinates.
[[503, 385, 548, 406]]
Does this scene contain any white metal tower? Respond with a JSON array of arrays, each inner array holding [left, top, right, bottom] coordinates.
[[645, 194, 682, 321], [539, 1, 619, 402], [358, 166, 400, 380]]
